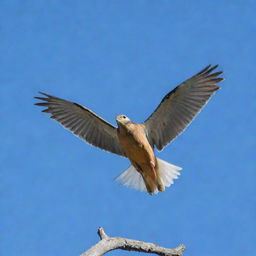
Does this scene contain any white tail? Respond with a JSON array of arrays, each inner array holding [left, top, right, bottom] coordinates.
[[115, 158, 182, 194], [115, 165, 147, 192], [157, 158, 181, 188]]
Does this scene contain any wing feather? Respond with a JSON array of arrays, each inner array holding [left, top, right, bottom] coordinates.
[[35, 92, 125, 156], [144, 65, 224, 151]]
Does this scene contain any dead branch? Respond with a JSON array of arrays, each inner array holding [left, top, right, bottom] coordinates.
[[80, 227, 185, 256]]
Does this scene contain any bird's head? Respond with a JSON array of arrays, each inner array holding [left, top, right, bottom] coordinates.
[[116, 114, 131, 126]]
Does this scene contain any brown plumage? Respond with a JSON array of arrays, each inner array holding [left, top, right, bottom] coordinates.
[[35, 64, 224, 194], [116, 119, 164, 193]]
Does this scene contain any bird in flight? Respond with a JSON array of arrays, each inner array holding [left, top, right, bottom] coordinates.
[[35, 65, 223, 194]]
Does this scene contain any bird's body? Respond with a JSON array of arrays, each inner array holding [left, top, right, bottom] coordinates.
[[35, 65, 224, 194], [116, 120, 164, 193], [117, 122, 153, 168]]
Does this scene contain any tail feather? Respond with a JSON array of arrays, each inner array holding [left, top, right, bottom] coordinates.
[[157, 158, 181, 187], [115, 165, 147, 192], [115, 158, 182, 194]]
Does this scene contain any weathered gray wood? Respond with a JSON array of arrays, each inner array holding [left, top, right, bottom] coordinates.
[[80, 227, 185, 256]]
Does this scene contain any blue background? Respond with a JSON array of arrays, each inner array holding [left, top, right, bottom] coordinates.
[[1, 1, 255, 256]]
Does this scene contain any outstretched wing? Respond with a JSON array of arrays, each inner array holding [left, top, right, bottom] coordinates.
[[144, 65, 224, 151], [35, 92, 125, 156]]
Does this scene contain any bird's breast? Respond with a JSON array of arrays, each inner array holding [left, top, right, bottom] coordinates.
[[117, 124, 155, 164]]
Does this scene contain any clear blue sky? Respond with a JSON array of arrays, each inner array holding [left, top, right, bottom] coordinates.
[[1, 1, 255, 256]]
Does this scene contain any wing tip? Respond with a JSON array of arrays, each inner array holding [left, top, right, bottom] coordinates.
[[35, 92, 59, 101], [38, 91, 51, 97], [34, 102, 48, 106], [34, 96, 47, 101], [34, 93, 51, 113], [214, 85, 221, 91], [196, 64, 212, 75], [197, 64, 222, 75], [34, 92, 49, 103]]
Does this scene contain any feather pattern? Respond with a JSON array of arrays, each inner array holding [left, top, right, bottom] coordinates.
[[144, 65, 224, 151], [34, 92, 125, 156]]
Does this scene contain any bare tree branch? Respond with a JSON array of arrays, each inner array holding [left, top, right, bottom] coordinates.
[[80, 227, 185, 256]]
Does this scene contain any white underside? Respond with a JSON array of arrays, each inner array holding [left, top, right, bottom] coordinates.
[[115, 158, 182, 194]]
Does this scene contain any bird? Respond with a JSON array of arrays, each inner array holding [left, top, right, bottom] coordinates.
[[35, 64, 223, 194]]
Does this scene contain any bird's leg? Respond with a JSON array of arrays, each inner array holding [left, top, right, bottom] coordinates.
[[150, 161, 157, 178]]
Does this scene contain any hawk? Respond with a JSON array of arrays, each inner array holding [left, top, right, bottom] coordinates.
[[35, 65, 223, 194]]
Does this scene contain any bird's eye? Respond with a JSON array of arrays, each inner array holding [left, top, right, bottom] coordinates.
[[123, 115, 126, 119]]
